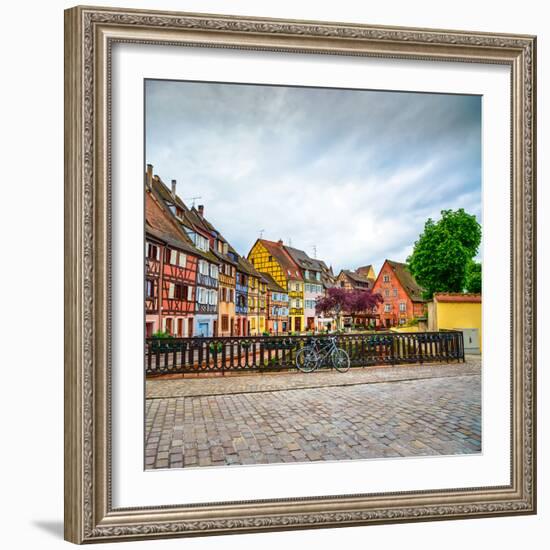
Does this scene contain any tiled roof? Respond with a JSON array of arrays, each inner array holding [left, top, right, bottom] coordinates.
[[342, 269, 371, 285], [237, 256, 264, 279], [150, 175, 235, 265], [435, 293, 481, 303], [256, 239, 303, 280], [145, 190, 198, 255], [259, 272, 286, 293], [386, 260, 426, 302]]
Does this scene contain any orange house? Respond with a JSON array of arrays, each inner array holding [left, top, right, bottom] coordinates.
[[372, 260, 426, 328]]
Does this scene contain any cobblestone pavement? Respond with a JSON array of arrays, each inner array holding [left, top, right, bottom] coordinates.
[[146, 356, 481, 399], [145, 368, 481, 469]]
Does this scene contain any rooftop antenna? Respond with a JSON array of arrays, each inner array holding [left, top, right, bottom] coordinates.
[[182, 195, 202, 207], [288, 237, 292, 247], [259, 229, 265, 239], [311, 245, 317, 259]]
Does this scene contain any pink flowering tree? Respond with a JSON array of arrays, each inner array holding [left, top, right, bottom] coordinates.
[[315, 288, 383, 331], [345, 289, 383, 319]]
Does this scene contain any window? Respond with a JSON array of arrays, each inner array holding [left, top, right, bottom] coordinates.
[[229, 289, 234, 302], [399, 318, 406, 325], [340, 281, 345, 288], [210, 264, 219, 279], [383, 274, 390, 283], [385, 289, 390, 297], [146, 243, 159, 260], [170, 249, 178, 265], [384, 304, 391, 312], [198, 260, 207, 275], [269, 255, 273, 262], [146, 279, 155, 298], [304, 270, 309, 279], [393, 288, 398, 297], [399, 302, 406, 312], [221, 315, 229, 332], [315, 272, 321, 281], [174, 283, 187, 300]]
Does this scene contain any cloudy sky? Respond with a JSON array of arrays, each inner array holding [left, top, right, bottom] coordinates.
[[145, 79, 481, 274]]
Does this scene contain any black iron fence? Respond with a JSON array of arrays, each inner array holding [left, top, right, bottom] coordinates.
[[145, 331, 464, 376]]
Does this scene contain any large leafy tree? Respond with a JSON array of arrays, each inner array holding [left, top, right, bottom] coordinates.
[[407, 208, 481, 299], [465, 260, 482, 293]]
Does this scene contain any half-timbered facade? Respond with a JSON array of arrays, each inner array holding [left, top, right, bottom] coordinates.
[[150, 172, 219, 337], [372, 260, 426, 327], [237, 257, 267, 336], [248, 239, 304, 332], [145, 233, 162, 337], [145, 168, 199, 338], [188, 204, 239, 337], [235, 261, 249, 336], [284, 246, 326, 331], [336, 265, 376, 291], [261, 272, 290, 334]]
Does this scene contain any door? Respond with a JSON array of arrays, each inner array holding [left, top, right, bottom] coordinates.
[[198, 322, 209, 337], [177, 318, 184, 337], [187, 318, 193, 337]]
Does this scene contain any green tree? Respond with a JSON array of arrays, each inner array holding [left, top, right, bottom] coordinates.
[[407, 208, 481, 299], [465, 260, 482, 293]]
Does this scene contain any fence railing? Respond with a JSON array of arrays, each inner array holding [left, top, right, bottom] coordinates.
[[145, 331, 464, 376]]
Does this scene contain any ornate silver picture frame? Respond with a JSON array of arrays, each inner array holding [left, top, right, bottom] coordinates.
[[64, 5, 536, 544]]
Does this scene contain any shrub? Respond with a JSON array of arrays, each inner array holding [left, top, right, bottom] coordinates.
[[151, 330, 173, 339]]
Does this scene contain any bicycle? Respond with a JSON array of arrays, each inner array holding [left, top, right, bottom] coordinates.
[[295, 336, 350, 373]]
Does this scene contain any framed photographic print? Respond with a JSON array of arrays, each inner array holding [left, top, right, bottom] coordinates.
[[64, 5, 537, 544]]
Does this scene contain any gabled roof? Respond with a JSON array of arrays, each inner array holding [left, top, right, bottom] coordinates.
[[145, 190, 198, 256], [237, 256, 264, 279], [150, 174, 235, 265], [435, 293, 481, 303], [340, 269, 371, 285], [385, 260, 426, 302], [260, 272, 286, 294], [253, 239, 303, 280]]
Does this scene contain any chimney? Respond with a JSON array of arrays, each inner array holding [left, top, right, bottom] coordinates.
[[278, 239, 283, 245], [171, 179, 177, 199], [198, 205, 204, 217], [145, 164, 153, 190]]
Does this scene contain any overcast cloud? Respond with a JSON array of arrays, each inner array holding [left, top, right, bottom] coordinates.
[[145, 80, 481, 274]]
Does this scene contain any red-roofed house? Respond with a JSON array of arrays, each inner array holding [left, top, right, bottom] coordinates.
[[372, 260, 426, 328]]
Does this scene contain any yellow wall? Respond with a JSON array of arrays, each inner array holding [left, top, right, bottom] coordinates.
[[436, 301, 482, 351]]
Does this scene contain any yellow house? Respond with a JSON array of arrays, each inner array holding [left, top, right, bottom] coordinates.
[[248, 239, 304, 332], [428, 293, 482, 353], [237, 256, 267, 336]]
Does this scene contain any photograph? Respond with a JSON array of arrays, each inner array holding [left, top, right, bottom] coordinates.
[[144, 79, 483, 470]]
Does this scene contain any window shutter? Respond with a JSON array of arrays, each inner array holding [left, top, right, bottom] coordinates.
[[168, 283, 175, 299], [187, 286, 193, 301], [170, 249, 177, 265], [179, 253, 186, 267]]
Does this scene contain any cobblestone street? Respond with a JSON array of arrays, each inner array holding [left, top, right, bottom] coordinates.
[[145, 360, 481, 469]]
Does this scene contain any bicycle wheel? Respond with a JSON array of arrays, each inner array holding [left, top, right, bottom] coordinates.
[[295, 347, 319, 373], [332, 348, 350, 372]]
